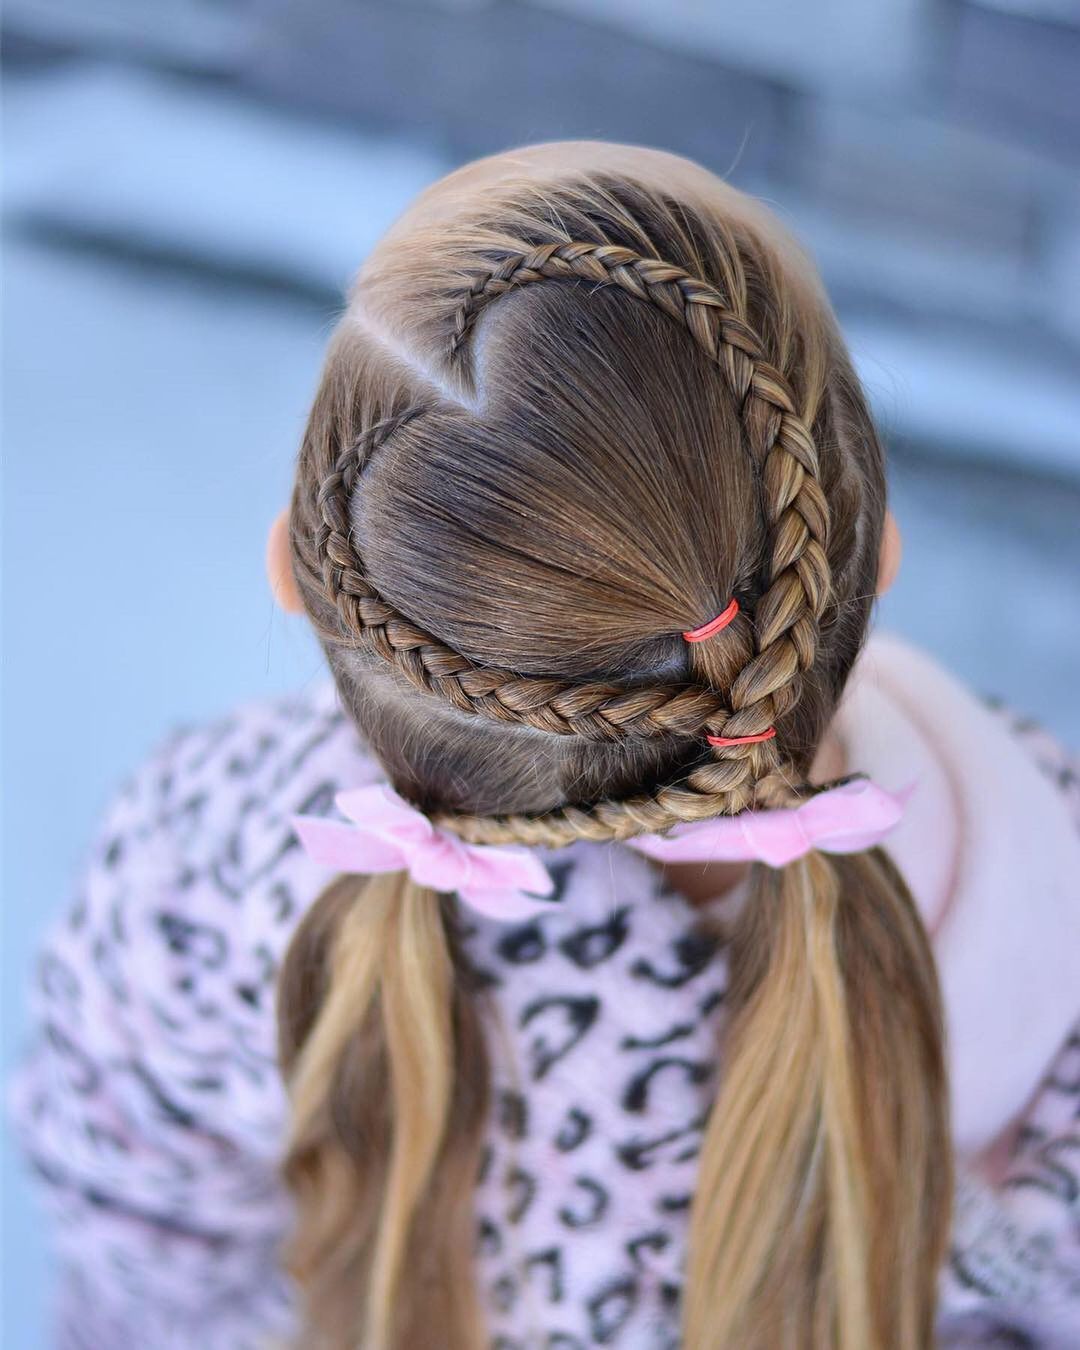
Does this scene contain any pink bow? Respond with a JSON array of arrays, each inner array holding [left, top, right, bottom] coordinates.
[[626, 777, 912, 869], [291, 784, 557, 922]]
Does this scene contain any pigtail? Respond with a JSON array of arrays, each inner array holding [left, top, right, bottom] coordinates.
[[277, 876, 490, 1348], [683, 847, 951, 1348]]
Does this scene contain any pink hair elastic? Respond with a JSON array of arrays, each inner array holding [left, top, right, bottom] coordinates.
[[707, 727, 777, 749], [682, 598, 739, 643]]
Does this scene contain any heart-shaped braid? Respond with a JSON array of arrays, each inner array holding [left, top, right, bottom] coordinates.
[[306, 240, 831, 842]]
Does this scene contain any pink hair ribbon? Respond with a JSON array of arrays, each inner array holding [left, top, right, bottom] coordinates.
[[292, 778, 912, 922], [624, 777, 912, 870], [290, 784, 558, 922]]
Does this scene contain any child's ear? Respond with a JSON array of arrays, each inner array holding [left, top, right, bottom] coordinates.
[[266, 508, 305, 614], [877, 508, 902, 597]]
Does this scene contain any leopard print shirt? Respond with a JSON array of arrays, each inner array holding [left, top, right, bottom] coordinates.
[[8, 677, 1080, 1349]]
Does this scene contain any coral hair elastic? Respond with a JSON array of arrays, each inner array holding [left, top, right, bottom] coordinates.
[[682, 597, 739, 643], [706, 727, 777, 749]]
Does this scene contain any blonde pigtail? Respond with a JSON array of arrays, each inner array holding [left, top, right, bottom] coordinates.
[[278, 875, 489, 1348], [684, 848, 951, 1349]]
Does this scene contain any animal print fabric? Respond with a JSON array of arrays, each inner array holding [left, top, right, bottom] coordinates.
[[8, 680, 1080, 1348]]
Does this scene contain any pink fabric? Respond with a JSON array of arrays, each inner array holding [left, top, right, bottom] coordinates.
[[626, 777, 910, 868], [291, 783, 557, 921]]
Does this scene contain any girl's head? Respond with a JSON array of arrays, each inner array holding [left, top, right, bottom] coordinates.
[[273, 142, 947, 1350]]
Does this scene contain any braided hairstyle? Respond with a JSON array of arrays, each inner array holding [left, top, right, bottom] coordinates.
[[277, 156, 950, 1349]]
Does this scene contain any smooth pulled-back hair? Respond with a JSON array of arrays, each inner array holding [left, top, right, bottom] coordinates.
[[276, 153, 951, 1349]]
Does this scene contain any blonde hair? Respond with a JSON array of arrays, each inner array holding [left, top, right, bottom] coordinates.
[[276, 155, 951, 1348]]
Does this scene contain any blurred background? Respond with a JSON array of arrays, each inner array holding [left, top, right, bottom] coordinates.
[[3, 0, 1079, 1342]]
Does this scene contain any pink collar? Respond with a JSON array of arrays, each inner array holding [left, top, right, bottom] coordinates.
[[834, 632, 1080, 1155]]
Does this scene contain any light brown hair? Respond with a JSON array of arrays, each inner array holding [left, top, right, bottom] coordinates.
[[276, 154, 951, 1348]]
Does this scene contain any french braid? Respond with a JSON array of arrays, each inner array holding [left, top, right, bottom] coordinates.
[[302, 241, 831, 843]]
